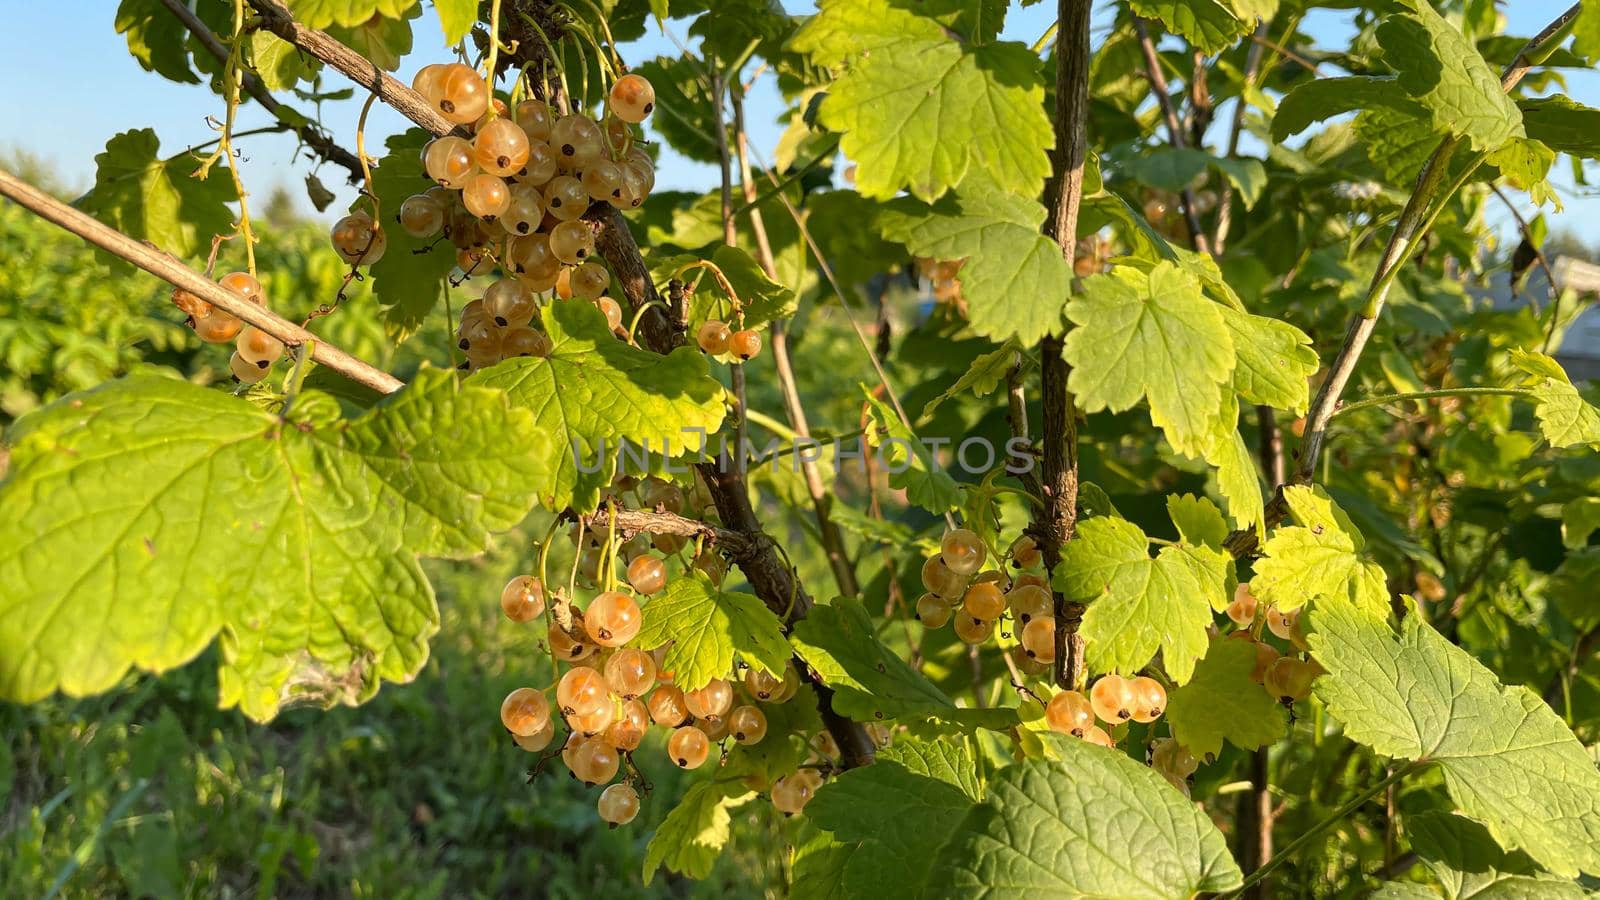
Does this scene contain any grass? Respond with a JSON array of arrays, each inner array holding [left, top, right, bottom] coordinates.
[[0, 527, 780, 898]]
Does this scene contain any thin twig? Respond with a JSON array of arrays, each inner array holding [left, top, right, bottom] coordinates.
[[1132, 18, 1212, 256]]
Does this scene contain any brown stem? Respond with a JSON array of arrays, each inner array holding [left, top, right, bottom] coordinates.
[[731, 91, 859, 598], [1213, 20, 1270, 253], [244, 0, 458, 137], [250, 0, 876, 769], [159, 0, 365, 184], [710, 72, 749, 474], [1132, 18, 1212, 256], [0, 167, 403, 395], [1039, 0, 1092, 691], [1237, 747, 1273, 896]]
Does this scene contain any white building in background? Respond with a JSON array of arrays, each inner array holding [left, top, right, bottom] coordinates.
[[1486, 256, 1600, 381]]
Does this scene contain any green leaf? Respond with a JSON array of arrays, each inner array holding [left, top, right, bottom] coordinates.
[[366, 129, 456, 340], [789, 0, 1052, 201], [248, 32, 316, 90], [1064, 262, 1235, 457], [1355, 102, 1442, 184], [1253, 485, 1390, 617], [116, 0, 200, 84], [1407, 811, 1585, 900], [327, 6, 418, 72], [1575, 4, 1600, 63], [1055, 516, 1227, 682], [0, 369, 541, 720], [1128, 0, 1260, 54], [1508, 349, 1600, 449], [919, 340, 1020, 421], [1562, 498, 1600, 550], [803, 738, 982, 899], [470, 300, 727, 512], [1167, 493, 1228, 550], [929, 737, 1244, 896], [648, 245, 797, 333], [1486, 138, 1556, 202], [791, 597, 1016, 730], [77, 129, 239, 267], [1210, 416, 1265, 532], [861, 389, 959, 516], [1377, 1, 1525, 152], [642, 780, 754, 883], [1220, 307, 1318, 414], [1270, 76, 1411, 141], [1310, 593, 1600, 878], [1122, 147, 1267, 209], [1519, 96, 1600, 160], [632, 56, 724, 164], [433, 0, 476, 44], [1166, 637, 1288, 760], [287, 0, 418, 29], [631, 572, 789, 692], [880, 190, 1072, 346]]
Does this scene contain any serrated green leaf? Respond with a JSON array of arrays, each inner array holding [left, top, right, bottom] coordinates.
[[1168, 493, 1228, 550], [248, 31, 315, 90], [366, 129, 455, 340], [803, 738, 981, 899], [1407, 811, 1585, 900], [648, 244, 797, 333], [1378, 1, 1524, 153], [1509, 349, 1600, 449], [1064, 262, 1235, 457], [929, 737, 1244, 897], [880, 190, 1071, 346], [791, 597, 1016, 730], [327, 5, 418, 72], [287, 0, 418, 29], [1562, 498, 1600, 550], [1166, 637, 1288, 760], [116, 0, 201, 84], [632, 56, 723, 164], [1355, 101, 1441, 185], [919, 340, 1020, 421], [1270, 76, 1410, 141], [1575, 4, 1600, 63], [1253, 486, 1389, 617], [861, 389, 960, 516], [1128, 0, 1259, 54], [1487, 138, 1556, 201], [1210, 411, 1265, 532], [790, 0, 1051, 201], [642, 780, 754, 883], [1221, 307, 1318, 414], [1310, 593, 1600, 878], [431, 0, 477, 44], [0, 369, 540, 720], [77, 129, 239, 268], [631, 572, 789, 692], [470, 300, 727, 512], [1055, 516, 1226, 682], [1122, 147, 1267, 209], [1520, 96, 1600, 160]]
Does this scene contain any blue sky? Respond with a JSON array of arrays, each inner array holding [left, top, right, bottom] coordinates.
[[1, 2, 1595, 247]]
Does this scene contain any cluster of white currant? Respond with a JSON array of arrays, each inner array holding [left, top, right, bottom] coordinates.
[[496, 476, 872, 824], [914, 528, 1059, 662], [914, 257, 965, 305], [365, 62, 659, 370], [172, 272, 285, 385], [1223, 582, 1321, 705]]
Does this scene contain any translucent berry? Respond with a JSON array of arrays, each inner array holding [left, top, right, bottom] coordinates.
[[195, 310, 244, 344], [172, 287, 212, 320], [696, 320, 732, 355], [1264, 657, 1317, 703], [509, 232, 560, 279], [729, 705, 768, 744], [771, 770, 820, 815], [1082, 725, 1116, 748], [603, 699, 649, 751], [941, 528, 986, 576], [569, 261, 610, 300], [474, 117, 531, 177], [581, 159, 625, 203], [235, 326, 284, 370], [411, 63, 447, 103], [1021, 617, 1056, 662], [572, 737, 620, 785], [543, 175, 589, 221], [1010, 534, 1043, 569], [1007, 584, 1052, 624], [598, 783, 639, 825], [500, 575, 546, 622], [518, 140, 559, 185], [595, 297, 624, 332], [434, 63, 489, 125], [962, 582, 1006, 621], [1044, 690, 1094, 736], [744, 667, 784, 702], [501, 183, 546, 235], [728, 329, 762, 361], [330, 213, 387, 265], [228, 351, 267, 384], [1266, 604, 1298, 641], [952, 612, 993, 644], [550, 114, 605, 167], [513, 718, 555, 752], [548, 623, 598, 661], [1228, 582, 1259, 627], [627, 555, 667, 595], [500, 686, 550, 736], [584, 591, 640, 647], [668, 725, 711, 768], [684, 678, 733, 721], [648, 685, 691, 727], [502, 327, 552, 358], [398, 193, 446, 238], [462, 173, 512, 221], [604, 648, 657, 698], [608, 73, 656, 124], [1089, 674, 1138, 723], [557, 666, 610, 717], [914, 592, 952, 629], [921, 555, 967, 599], [424, 136, 477, 188], [1128, 675, 1166, 723]]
